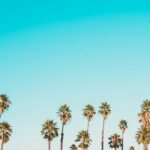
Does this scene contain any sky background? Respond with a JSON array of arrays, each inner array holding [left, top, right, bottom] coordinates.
[[0, 0, 150, 149]]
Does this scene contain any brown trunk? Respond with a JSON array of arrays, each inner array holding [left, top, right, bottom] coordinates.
[[121, 132, 124, 150], [0, 141, 3, 150], [87, 120, 90, 133], [143, 144, 148, 150], [1, 133, 4, 150], [60, 123, 64, 150], [101, 118, 105, 150], [48, 140, 51, 150]]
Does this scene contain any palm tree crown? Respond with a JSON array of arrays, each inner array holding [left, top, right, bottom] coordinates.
[[108, 133, 122, 149], [0, 122, 12, 143], [135, 126, 150, 146], [119, 120, 128, 133], [140, 99, 150, 124], [75, 130, 91, 149], [129, 146, 135, 150], [57, 104, 72, 124], [41, 120, 59, 141], [0, 95, 11, 116], [141, 99, 150, 112], [70, 144, 78, 150], [83, 104, 96, 122], [99, 102, 111, 118]]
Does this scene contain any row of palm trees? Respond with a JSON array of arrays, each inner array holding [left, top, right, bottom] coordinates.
[[0, 94, 12, 150], [41, 100, 149, 150], [136, 100, 150, 150], [0, 94, 148, 150]]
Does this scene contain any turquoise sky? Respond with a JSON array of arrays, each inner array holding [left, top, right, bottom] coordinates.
[[0, 0, 150, 150]]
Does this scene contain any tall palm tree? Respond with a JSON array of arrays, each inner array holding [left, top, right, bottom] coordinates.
[[108, 133, 122, 150], [41, 120, 59, 150], [83, 104, 96, 132], [119, 120, 128, 150], [0, 95, 11, 117], [141, 99, 150, 113], [129, 146, 135, 150], [0, 122, 12, 150], [140, 100, 150, 128], [135, 126, 150, 150], [70, 144, 78, 150], [138, 111, 149, 128], [75, 130, 91, 150], [57, 104, 71, 150], [99, 102, 111, 150]]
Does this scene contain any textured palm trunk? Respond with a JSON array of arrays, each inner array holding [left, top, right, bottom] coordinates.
[[0, 141, 3, 150], [87, 120, 90, 133], [48, 140, 51, 150], [121, 132, 124, 150], [101, 118, 105, 150], [60, 123, 65, 150], [143, 144, 148, 150], [0, 133, 4, 150]]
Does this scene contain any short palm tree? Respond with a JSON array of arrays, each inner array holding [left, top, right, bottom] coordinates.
[[41, 120, 59, 150], [0, 122, 12, 150], [119, 120, 128, 150], [83, 104, 96, 132], [57, 104, 71, 150], [0, 95, 11, 117], [135, 126, 150, 150], [129, 146, 135, 150], [99, 102, 111, 150], [75, 130, 91, 150], [70, 144, 78, 150], [108, 133, 122, 150]]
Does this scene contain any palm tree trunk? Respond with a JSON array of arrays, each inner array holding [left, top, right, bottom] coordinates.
[[1, 133, 4, 150], [48, 140, 51, 150], [60, 123, 65, 150], [143, 144, 148, 150], [121, 132, 124, 150], [0, 140, 3, 150], [101, 118, 105, 150], [87, 120, 90, 133]]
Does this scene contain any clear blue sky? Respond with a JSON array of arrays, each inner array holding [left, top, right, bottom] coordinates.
[[0, 0, 150, 149]]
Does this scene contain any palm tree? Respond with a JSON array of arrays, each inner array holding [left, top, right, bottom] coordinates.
[[108, 133, 122, 150], [83, 104, 96, 132], [140, 100, 150, 128], [136, 126, 150, 150], [0, 122, 12, 150], [119, 120, 128, 150], [129, 146, 135, 150], [70, 144, 78, 150], [75, 130, 91, 150], [57, 104, 71, 150], [138, 111, 149, 128], [141, 99, 150, 113], [0, 95, 11, 117], [41, 120, 59, 150], [99, 102, 111, 150]]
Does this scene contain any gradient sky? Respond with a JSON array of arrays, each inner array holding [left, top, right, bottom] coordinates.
[[0, 0, 150, 150]]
